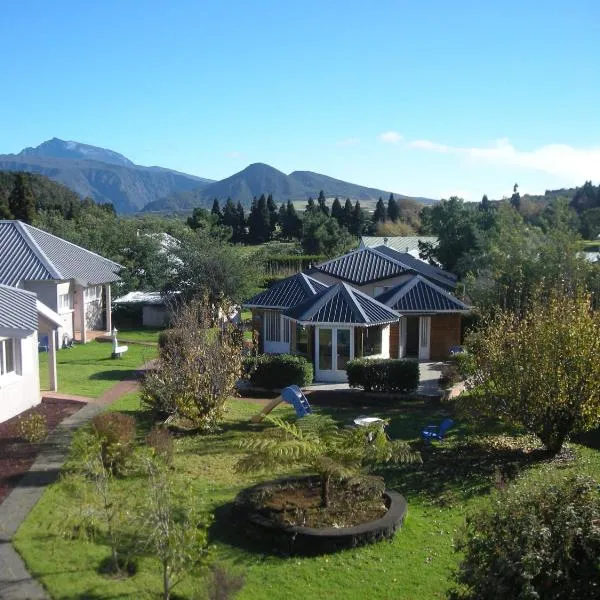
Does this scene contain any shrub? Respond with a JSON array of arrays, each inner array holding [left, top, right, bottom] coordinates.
[[157, 328, 185, 355], [450, 473, 600, 600], [91, 412, 136, 473], [346, 359, 419, 393], [17, 412, 48, 443], [244, 354, 313, 389], [146, 425, 174, 464], [454, 351, 476, 378]]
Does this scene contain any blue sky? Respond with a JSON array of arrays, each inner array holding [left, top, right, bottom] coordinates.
[[1, 0, 599, 201]]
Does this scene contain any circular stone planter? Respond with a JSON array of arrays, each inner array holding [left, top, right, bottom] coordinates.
[[233, 477, 407, 555]]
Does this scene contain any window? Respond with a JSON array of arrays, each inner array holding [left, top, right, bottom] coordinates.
[[58, 293, 72, 310], [264, 311, 281, 342], [296, 324, 309, 355], [0, 338, 19, 376], [84, 285, 102, 301], [363, 326, 383, 356]]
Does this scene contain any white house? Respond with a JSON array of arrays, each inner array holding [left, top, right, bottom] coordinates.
[[0, 284, 62, 422], [0, 220, 122, 346]]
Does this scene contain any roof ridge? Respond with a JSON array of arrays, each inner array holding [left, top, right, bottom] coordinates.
[[411, 274, 470, 307], [298, 284, 339, 320], [21, 221, 123, 269], [14, 221, 63, 279], [340, 282, 369, 322], [386, 274, 421, 305], [368, 245, 415, 272]]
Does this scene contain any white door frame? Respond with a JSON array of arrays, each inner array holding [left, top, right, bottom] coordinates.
[[398, 317, 407, 358], [418, 316, 431, 360], [315, 326, 354, 382]]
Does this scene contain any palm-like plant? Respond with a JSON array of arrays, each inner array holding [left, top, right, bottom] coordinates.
[[237, 414, 420, 508]]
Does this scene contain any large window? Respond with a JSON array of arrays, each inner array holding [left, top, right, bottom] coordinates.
[[358, 326, 383, 357], [84, 285, 102, 301], [264, 311, 281, 342], [0, 338, 19, 376], [296, 324, 309, 355], [58, 293, 72, 310]]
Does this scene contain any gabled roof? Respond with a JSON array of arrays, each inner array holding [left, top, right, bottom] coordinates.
[[373, 245, 457, 289], [360, 236, 438, 253], [376, 275, 470, 313], [0, 221, 122, 287], [285, 282, 400, 326], [314, 247, 413, 285], [243, 273, 329, 309], [0, 284, 38, 334]]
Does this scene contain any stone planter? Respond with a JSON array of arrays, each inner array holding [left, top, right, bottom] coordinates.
[[233, 477, 407, 555]]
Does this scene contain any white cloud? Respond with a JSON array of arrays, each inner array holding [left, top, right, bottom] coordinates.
[[226, 150, 242, 159], [408, 137, 600, 184], [336, 137, 360, 147], [378, 131, 403, 144]]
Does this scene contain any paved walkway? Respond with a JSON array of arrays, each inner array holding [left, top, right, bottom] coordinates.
[[0, 369, 146, 599]]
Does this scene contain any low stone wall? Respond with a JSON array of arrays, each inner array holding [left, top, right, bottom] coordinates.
[[233, 477, 407, 555]]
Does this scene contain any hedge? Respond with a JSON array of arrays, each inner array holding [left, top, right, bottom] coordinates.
[[243, 354, 314, 389], [346, 358, 419, 393]]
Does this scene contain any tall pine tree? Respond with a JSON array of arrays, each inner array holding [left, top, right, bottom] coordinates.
[[510, 183, 521, 212], [211, 199, 223, 224], [372, 197, 387, 225], [317, 190, 329, 216], [387, 193, 399, 222], [331, 197, 343, 226], [350, 200, 366, 236]]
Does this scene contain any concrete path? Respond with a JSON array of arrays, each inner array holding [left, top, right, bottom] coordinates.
[[0, 369, 145, 599]]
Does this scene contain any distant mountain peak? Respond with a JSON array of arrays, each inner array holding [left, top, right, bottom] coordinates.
[[18, 138, 135, 168]]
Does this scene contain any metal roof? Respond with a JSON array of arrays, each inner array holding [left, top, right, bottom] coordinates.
[[114, 291, 166, 305], [285, 282, 400, 326], [373, 245, 457, 289], [0, 284, 38, 333], [376, 275, 470, 313], [243, 272, 329, 309], [360, 236, 438, 253], [314, 247, 413, 285], [0, 221, 121, 286]]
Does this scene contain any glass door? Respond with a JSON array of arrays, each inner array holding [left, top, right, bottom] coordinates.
[[318, 328, 333, 371], [336, 329, 351, 371], [316, 327, 353, 382]]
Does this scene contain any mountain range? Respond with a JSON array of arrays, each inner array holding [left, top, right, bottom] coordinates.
[[0, 138, 435, 213]]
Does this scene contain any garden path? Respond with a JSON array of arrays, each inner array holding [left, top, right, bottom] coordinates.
[[0, 364, 150, 599]]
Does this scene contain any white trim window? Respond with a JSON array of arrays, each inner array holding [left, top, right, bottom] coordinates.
[[58, 293, 73, 311], [0, 338, 20, 377], [84, 285, 103, 302], [264, 311, 281, 342]]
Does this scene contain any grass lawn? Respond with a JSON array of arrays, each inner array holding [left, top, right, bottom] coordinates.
[[39, 341, 158, 398], [110, 328, 162, 344], [13, 395, 600, 600]]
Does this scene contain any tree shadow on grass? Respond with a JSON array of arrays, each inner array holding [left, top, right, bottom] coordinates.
[[381, 440, 551, 506], [88, 370, 138, 382]]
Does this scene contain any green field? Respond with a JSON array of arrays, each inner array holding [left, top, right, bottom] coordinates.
[[39, 340, 158, 398], [14, 392, 600, 599]]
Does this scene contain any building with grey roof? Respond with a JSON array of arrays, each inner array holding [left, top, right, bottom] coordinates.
[[0, 220, 122, 345]]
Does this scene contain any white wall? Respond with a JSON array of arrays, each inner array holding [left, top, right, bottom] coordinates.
[[0, 333, 41, 423], [56, 281, 74, 343]]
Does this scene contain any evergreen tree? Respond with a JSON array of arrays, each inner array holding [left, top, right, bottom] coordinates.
[[211, 199, 223, 223], [480, 194, 491, 211], [387, 193, 399, 222], [342, 198, 353, 230], [510, 183, 521, 212], [247, 194, 273, 243], [317, 190, 329, 216], [350, 201, 366, 236], [305, 197, 317, 213], [372, 197, 387, 224], [267, 193, 278, 229], [235, 201, 246, 242], [331, 197, 343, 225], [222, 198, 244, 242], [8, 173, 36, 224]]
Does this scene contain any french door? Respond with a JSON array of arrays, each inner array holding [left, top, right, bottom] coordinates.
[[315, 327, 353, 382]]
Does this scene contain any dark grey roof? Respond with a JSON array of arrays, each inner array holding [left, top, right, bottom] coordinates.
[[0, 284, 38, 333], [314, 247, 412, 285], [243, 272, 329, 309], [0, 221, 121, 286], [372, 245, 457, 289], [285, 282, 400, 325], [376, 275, 470, 313]]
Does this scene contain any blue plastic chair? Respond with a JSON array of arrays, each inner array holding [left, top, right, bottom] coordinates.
[[421, 418, 455, 444]]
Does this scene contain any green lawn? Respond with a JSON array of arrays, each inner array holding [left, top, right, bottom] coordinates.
[[14, 392, 600, 600], [39, 340, 158, 398], [110, 328, 162, 344]]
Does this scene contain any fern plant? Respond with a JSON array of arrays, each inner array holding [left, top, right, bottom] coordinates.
[[237, 414, 420, 508]]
